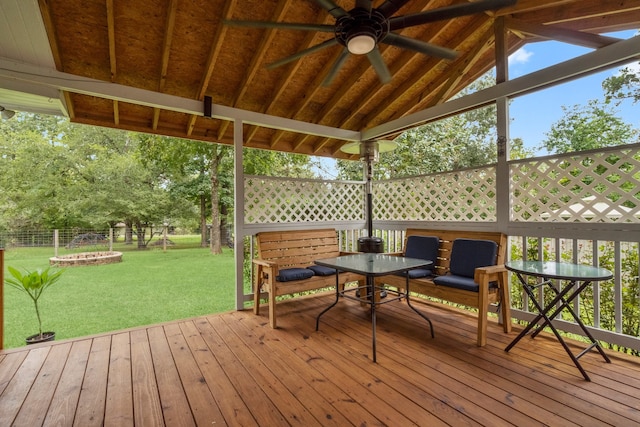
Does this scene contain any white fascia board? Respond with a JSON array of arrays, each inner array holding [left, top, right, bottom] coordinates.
[[363, 34, 640, 140], [0, 57, 360, 141], [0, 78, 68, 116]]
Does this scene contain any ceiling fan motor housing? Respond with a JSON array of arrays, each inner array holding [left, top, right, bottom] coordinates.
[[335, 7, 388, 53]]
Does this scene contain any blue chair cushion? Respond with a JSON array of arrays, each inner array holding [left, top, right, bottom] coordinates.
[[449, 238, 498, 278], [276, 268, 314, 282], [393, 235, 438, 278], [405, 235, 439, 262], [433, 275, 498, 292], [395, 268, 433, 279], [433, 275, 479, 291], [306, 265, 336, 276]]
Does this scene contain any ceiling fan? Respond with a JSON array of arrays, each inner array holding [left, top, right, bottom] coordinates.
[[225, 0, 517, 86]]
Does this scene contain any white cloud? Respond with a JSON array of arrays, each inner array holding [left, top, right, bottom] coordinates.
[[609, 60, 640, 78], [509, 47, 533, 65], [621, 61, 640, 73]]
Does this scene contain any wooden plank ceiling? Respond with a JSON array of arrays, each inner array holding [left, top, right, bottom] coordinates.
[[37, 0, 640, 159]]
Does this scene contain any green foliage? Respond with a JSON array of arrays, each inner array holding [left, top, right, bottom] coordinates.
[[603, 62, 640, 105], [4, 265, 65, 338], [244, 148, 318, 178], [540, 100, 638, 154]]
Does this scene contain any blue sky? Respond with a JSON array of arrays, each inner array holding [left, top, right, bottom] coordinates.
[[508, 30, 639, 153]]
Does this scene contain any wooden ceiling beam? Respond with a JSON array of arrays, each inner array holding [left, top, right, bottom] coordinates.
[[229, 1, 291, 106], [154, 0, 177, 131], [512, 0, 640, 27], [358, 15, 493, 132], [267, 46, 345, 150], [195, 1, 238, 140], [244, 12, 336, 148], [427, 25, 496, 107], [506, 18, 622, 49], [106, 0, 119, 125], [37, 0, 74, 118], [495, 0, 575, 16]]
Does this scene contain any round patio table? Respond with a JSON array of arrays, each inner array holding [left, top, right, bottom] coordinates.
[[504, 260, 613, 381]]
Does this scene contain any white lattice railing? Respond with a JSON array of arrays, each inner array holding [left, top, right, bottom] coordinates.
[[244, 167, 498, 225], [244, 175, 364, 224], [243, 144, 640, 352], [246, 145, 640, 226], [510, 144, 640, 223], [374, 167, 497, 222]]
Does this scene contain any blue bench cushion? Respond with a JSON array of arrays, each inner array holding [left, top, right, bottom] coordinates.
[[306, 265, 336, 276], [276, 268, 314, 282], [449, 238, 498, 278], [395, 268, 433, 279], [433, 275, 498, 292], [395, 235, 439, 277], [405, 235, 439, 262]]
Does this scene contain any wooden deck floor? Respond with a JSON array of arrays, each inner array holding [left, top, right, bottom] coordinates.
[[2, 294, 640, 426]]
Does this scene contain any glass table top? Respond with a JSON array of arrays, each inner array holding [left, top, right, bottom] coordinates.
[[506, 260, 613, 281], [315, 253, 432, 276]]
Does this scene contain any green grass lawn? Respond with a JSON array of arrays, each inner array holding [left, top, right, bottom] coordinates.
[[2, 239, 236, 349]]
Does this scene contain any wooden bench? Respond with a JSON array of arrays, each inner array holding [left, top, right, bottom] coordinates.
[[253, 228, 363, 328], [376, 228, 512, 346]]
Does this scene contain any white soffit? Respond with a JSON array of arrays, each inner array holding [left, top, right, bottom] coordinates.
[[0, 0, 67, 116]]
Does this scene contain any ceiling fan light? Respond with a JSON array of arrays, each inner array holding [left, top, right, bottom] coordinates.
[[347, 34, 376, 55]]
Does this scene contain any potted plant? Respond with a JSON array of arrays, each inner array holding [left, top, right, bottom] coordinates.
[[4, 266, 65, 345]]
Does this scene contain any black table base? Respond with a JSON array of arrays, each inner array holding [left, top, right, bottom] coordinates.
[[316, 273, 433, 363], [505, 272, 611, 381]]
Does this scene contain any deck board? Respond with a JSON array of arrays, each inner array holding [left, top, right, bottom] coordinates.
[[2, 294, 640, 426], [14, 343, 71, 426], [105, 332, 133, 427], [130, 329, 164, 427], [43, 340, 91, 427], [164, 322, 227, 426], [146, 326, 196, 427]]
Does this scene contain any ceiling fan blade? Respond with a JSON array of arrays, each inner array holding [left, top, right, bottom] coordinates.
[[268, 38, 339, 69], [366, 48, 392, 84], [224, 20, 334, 32], [312, 0, 349, 19], [377, 0, 412, 18], [323, 48, 350, 86], [355, 0, 373, 11], [389, 0, 517, 31], [383, 33, 458, 60]]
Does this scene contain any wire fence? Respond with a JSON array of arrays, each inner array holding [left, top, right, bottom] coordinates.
[[0, 228, 211, 252]]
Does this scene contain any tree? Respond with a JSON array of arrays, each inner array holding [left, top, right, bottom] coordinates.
[[539, 100, 638, 154], [137, 135, 215, 248], [0, 114, 194, 243], [602, 61, 640, 105], [137, 135, 318, 253], [0, 114, 81, 229]]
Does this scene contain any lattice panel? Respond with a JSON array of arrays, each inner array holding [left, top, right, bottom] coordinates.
[[244, 176, 364, 224], [510, 146, 640, 223], [373, 166, 497, 221]]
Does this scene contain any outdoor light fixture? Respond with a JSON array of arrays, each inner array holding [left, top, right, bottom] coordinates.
[[0, 106, 16, 120], [347, 33, 376, 55], [341, 140, 397, 253]]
